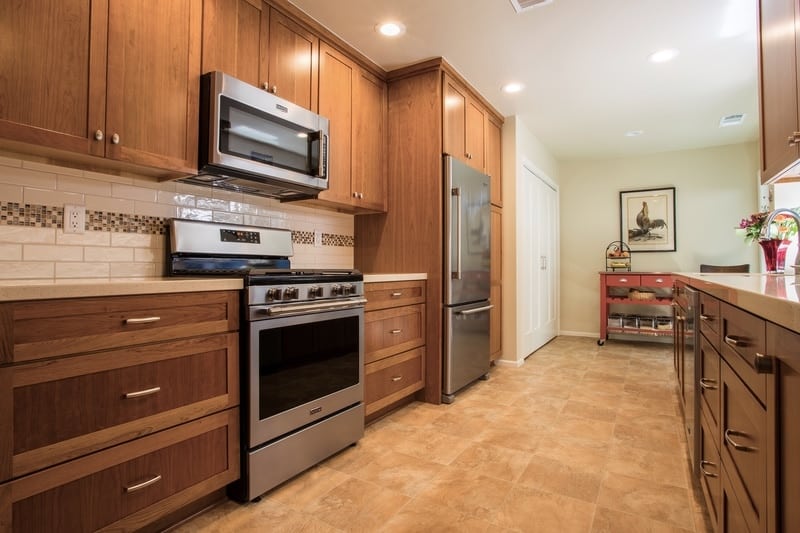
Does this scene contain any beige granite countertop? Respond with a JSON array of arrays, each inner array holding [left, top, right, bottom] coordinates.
[[0, 277, 243, 302], [363, 273, 427, 283], [675, 272, 800, 334]]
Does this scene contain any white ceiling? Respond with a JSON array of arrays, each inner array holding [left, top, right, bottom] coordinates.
[[288, 0, 759, 161]]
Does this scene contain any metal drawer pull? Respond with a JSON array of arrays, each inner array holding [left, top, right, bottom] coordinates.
[[391, 375, 403, 382], [124, 474, 162, 493], [390, 329, 402, 334], [123, 386, 161, 399], [699, 314, 711, 321], [619, 278, 628, 283], [724, 429, 757, 452], [699, 378, 718, 391], [390, 292, 403, 297], [124, 316, 161, 325], [754, 352, 774, 374], [724, 335, 742, 347], [655, 278, 664, 283], [700, 460, 718, 478]]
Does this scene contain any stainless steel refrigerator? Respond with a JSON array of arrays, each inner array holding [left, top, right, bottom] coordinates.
[[442, 155, 492, 403]]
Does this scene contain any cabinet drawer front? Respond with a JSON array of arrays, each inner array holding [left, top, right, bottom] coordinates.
[[699, 335, 721, 435], [5, 333, 238, 478], [699, 411, 721, 529], [720, 302, 766, 404], [721, 462, 757, 533], [720, 361, 767, 532], [5, 291, 239, 362], [365, 280, 425, 311], [9, 409, 239, 533], [699, 292, 721, 342], [365, 304, 425, 363], [365, 348, 424, 415], [640, 274, 672, 287], [605, 274, 641, 287]]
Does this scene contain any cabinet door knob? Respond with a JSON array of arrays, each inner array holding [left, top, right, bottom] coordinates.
[[94, 130, 104, 141], [262, 82, 269, 90], [111, 133, 120, 145], [790, 132, 800, 146], [754, 352, 774, 374], [271, 85, 278, 94], [465, 152, 472, 159]]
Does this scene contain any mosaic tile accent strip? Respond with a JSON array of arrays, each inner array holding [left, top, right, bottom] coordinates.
[[0, 202, 354, 246]]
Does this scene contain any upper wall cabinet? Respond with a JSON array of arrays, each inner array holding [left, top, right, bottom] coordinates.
[[758, 0, 800, 183], [0, 0, 202, 175], [486, 115, 502, 207], [443, 74, 486, 172], [201, 1, 318, 111], [314, 42, 387, 213]]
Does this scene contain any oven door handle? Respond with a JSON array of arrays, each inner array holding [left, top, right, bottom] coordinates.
[[262, 297, 367, 316]]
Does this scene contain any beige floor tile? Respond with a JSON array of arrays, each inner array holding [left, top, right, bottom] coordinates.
[[303, 477, 410, 532], [450, 441, 533, 482], [534, 434, 611, 471], [591, 506, 693, 533], [381, 496, 497, 533], [561, 399, 618, 422], [389, 425, 474, 464], [265, 464, 352, 510], [597, 472, 695, 530], [549, 415, 616, 443], [517, 454, 604, 503], [613, 422, 683, 453], [472, 425, 542, 453], [606, 444, 688, 488], [494, 484, 596, 532], [349, 450, 444, 496]]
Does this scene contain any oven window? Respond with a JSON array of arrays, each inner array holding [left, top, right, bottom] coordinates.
[[219, 96, 321, 175], [257, 315, 359, 419]]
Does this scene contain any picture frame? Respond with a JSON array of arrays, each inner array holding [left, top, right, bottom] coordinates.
[[619, 187, 676, 252]]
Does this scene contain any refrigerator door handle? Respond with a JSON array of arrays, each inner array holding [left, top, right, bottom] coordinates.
[[457, 304, 494, 315], [452, 187, 462, 280]]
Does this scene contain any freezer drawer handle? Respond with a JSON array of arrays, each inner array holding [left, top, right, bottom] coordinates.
[[457, 304, 494, 316]]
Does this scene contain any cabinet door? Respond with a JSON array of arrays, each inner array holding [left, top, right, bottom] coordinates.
[[758, 0, 800, 182], [105, 0, 201, 174], [486, 115, 502, 207], [200, 0, 265, 88], [352, 68, 387, 212], [490, 205, 502, 360], [443, 74, 467, 163], [0, 0, 108, 157], [265, 8, 318, 110], [465, 98, 485, 171], [317, 43, 354, 205]]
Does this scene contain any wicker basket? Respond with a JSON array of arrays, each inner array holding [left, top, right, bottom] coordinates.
[[628, 289, 656, 301]]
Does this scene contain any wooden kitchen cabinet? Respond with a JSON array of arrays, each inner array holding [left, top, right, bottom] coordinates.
[[490, 205, 502, 360], [0, 290, 240, 531], [0, 0, 202, 176], [443, 73, 486, 171], [363, 280, 426, 419], [264, 7, 319, 110], [314, 42, 387, 213], [486, 115, 503, 207], [757, 0, 800, 182]]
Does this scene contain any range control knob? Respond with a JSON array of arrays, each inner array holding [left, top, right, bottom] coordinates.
[[330, 284, 342, 296], [308, 286, 323, 298], [342, 283, 354, 296], [284, 287, 299, 300], [266, 288, 282, 301]]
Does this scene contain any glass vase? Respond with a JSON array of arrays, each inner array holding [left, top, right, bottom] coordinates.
[[758, 239, 791, 273]]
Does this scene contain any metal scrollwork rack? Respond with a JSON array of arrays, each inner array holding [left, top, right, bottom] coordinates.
[[605, 241, 631, 271]]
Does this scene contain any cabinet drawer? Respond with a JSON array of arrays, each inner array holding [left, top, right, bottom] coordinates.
[[720, 361, 767, 533], [1, 333, 238, 479], [699, 411, 721, 529], [699, 292, 721, 343], [365, 304, 425, 363], [3, 409, 239, 533], [365, 347, 424, 415], [640, 274, 672, 287], [721, 462, 755, 533], [365, 280, 425, 311], [604, 274, 641, 287], [0, 291, 239, 363], [720, 302, 767, 404], [699, 335, 721, 436]]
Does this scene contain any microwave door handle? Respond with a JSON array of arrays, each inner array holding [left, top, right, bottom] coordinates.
[[319, 133, 328, 178]]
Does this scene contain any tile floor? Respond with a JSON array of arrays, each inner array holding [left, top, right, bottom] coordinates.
[[173, 336, 712, 532]]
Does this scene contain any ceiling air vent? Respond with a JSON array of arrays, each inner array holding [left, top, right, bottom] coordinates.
[[510, 0, 553, 13], [719, 114, 745, 127]]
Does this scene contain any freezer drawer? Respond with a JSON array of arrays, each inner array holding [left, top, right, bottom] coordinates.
[[443, 301, 492, 402]]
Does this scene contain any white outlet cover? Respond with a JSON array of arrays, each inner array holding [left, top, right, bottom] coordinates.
[[64, 204, 86, 234]]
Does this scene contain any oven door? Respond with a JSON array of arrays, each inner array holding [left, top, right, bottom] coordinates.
[[247, 306, 364, 448]]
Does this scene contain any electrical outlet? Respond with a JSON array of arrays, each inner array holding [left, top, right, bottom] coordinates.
[[64, 204, 85, 234], [314, 229, 322, 247]]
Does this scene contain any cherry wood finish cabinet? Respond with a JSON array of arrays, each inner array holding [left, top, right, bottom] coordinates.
[[364, 280, 426, 419], [486, 115, 503, 207], [0, 0, 202, 176], [757, 0, 800, 182], [443, 74, 487, 172], [0, 290, 240, 531]]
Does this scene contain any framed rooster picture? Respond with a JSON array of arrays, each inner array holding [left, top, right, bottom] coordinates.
[[619, 187, 676, 252]]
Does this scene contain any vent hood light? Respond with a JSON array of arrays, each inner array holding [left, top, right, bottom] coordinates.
[[719, 113, 745, 127], [648, 48, 679, 63], [502, 82, 524, 94], [376, 22, 405, 37]]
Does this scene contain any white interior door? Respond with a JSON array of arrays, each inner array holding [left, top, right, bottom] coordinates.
[[517, 163, 558, 358]]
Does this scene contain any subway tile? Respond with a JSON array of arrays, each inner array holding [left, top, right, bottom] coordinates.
[[57, 175, 112, 196], [0, 154, 23, 168], [24, 160, 83, 177], [0, 226, 56, 244], [177, 207, 213, 220], [212, 188, 245, 203], [196, 196, 230, 211], [0, 262, 54, 279], [229, 201, 260, 215], [212, 211, 244, 225], [56, 262, 110, 278], [24, 244, 83, 261], [242, 214, 272, 227], [23, 187, 83, 207], [111, 183, 158, 202], [111, 233, 162, 248], [0, 183, 24, 203], [83, 169, 134, 185], [84, 246, 135, 262], [0, 243, 23, 260], [0, 166, 57, 189], [57, 230, 111, 246], [134, 201, 177, 218], [110, 262, 156, 278], [175, 182, 216, 197], [134, 247, 159, 262], [85, 194, 135, 214], [157, 190, 196, 206], [132, 176, 174, 191]]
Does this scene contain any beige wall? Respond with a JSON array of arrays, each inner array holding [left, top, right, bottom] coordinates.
[[558, 141, 760, 337]]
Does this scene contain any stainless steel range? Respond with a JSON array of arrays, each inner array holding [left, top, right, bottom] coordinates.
[[168, 219, 364, 502]]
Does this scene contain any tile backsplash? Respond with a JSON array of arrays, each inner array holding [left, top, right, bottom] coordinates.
[[0, 153, 354, 280]]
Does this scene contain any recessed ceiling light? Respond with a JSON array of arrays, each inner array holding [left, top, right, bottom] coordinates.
[[624, 130, 644, 137], [502, 82, 524, 94], [376, 22, 405, 37], [648, 48, 679, 63]]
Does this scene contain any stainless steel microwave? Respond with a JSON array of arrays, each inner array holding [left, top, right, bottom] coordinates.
[[188, 71, 329, 200]]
